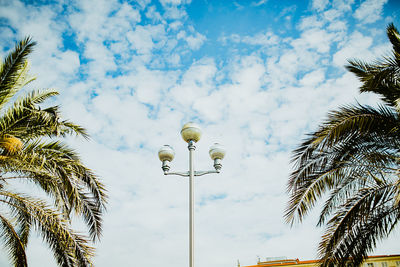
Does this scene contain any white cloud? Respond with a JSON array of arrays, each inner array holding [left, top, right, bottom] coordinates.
[[291, 28, 334, 53], [169, 20, 183, 30], [178, 30, 206, 50], [159, 0, 192, 6], [130, 67, 179, 105], [332, 31, 373, 67], [323, 8, 342, 21], [332, 0, 355, 13], [354, 0, 388, 24], [69, 0, 116, 42], [327, 19, 347, 31], [252, 0, 268, 6], [312, 0, 329, 11], [220, 32, 279, 48], [298, 15, 325, 30], [136, 0, 152, 9], [0, 0, 395, 267], [169, 58, 217, 106], [126, 24, 166, 55], [163, 5, 188, 19], [243, 32, 279, 46], [145, 5, 163, 22], [114, 2, 142, 25], [300, 69, 326, 87]]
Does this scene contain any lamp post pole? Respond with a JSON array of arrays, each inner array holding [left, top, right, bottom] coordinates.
[[158, 123, 226, 267], [188, 140, 195, 267]]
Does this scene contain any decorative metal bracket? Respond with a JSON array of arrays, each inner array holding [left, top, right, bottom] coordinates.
[[163, 169, 220, 177]]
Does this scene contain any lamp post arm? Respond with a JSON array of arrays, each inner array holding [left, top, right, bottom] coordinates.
[[164, 171, 189, 177], [194, 170, 220, 176], [163, 170, 220, 177]]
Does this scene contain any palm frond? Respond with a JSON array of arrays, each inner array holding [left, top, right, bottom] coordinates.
[[0, 37, 105, 266], [286, 103, 400, 225], [0, 89, 88, 140], [318, 184, 398, 267], [0, 139, 107, 240], [313, 104, 398, 147], [387, 23, 400, 56], [345, 24, 400, 108], [287, 23, 400, 267], [0, 37, 36, 109], [0, 190, 95, 266], [0, 214, 28, 267]]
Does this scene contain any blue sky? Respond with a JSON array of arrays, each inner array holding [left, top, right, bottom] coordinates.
[[0, 0, 400, 266]]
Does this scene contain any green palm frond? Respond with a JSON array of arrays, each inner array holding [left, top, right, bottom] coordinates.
[[287, 23, 400, 267], [78, 191, 104, 241], [346, 24, 400, 108], [0, 190, 95, 266], [0, 37, 36, 109], [0, 214, 28, 267], [312, 104, 399, 147], [286, 103, 400, 225], [0, 139, 107, 240], [318, 185, 398, 267], [0, 37, 106, 265], [387, 23, 400, 55], [316, 134, 398, 226], [0, 89, 88, 140]]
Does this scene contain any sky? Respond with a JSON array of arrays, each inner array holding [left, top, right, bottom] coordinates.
[[0, 0, 400, 266]]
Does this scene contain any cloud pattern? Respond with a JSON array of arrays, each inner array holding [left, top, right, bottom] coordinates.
[[0, 0, 399, 266]]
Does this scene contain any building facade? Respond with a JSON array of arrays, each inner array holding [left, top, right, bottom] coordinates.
[[242, 255, 400, 267]]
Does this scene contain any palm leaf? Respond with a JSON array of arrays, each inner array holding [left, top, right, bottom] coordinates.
[[346, 24, 400, 108], [0, 190, 95, 266], [0, 214, 28, 267], [0, 37, 36, 109], [0, 140, 107, 240], [0, 89, 88, 140], [287, 24, 400, 267], [0, 37, 107, 265], [318, 184, 398, 266]]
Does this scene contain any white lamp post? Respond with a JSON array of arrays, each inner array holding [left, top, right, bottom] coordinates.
[[158, 122, 226, 267]]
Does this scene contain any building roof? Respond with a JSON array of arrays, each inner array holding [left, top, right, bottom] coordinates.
[[243, 255, 400, 267]]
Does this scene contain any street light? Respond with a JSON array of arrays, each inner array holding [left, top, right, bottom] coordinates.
[[158, 122, 226, 267]]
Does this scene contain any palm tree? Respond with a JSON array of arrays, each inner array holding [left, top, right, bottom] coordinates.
[[0, 37, 107, 266], [285, 23, 400, 267]]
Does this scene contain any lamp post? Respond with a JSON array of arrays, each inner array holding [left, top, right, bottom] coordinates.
[[158, 122, 226, 267]]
